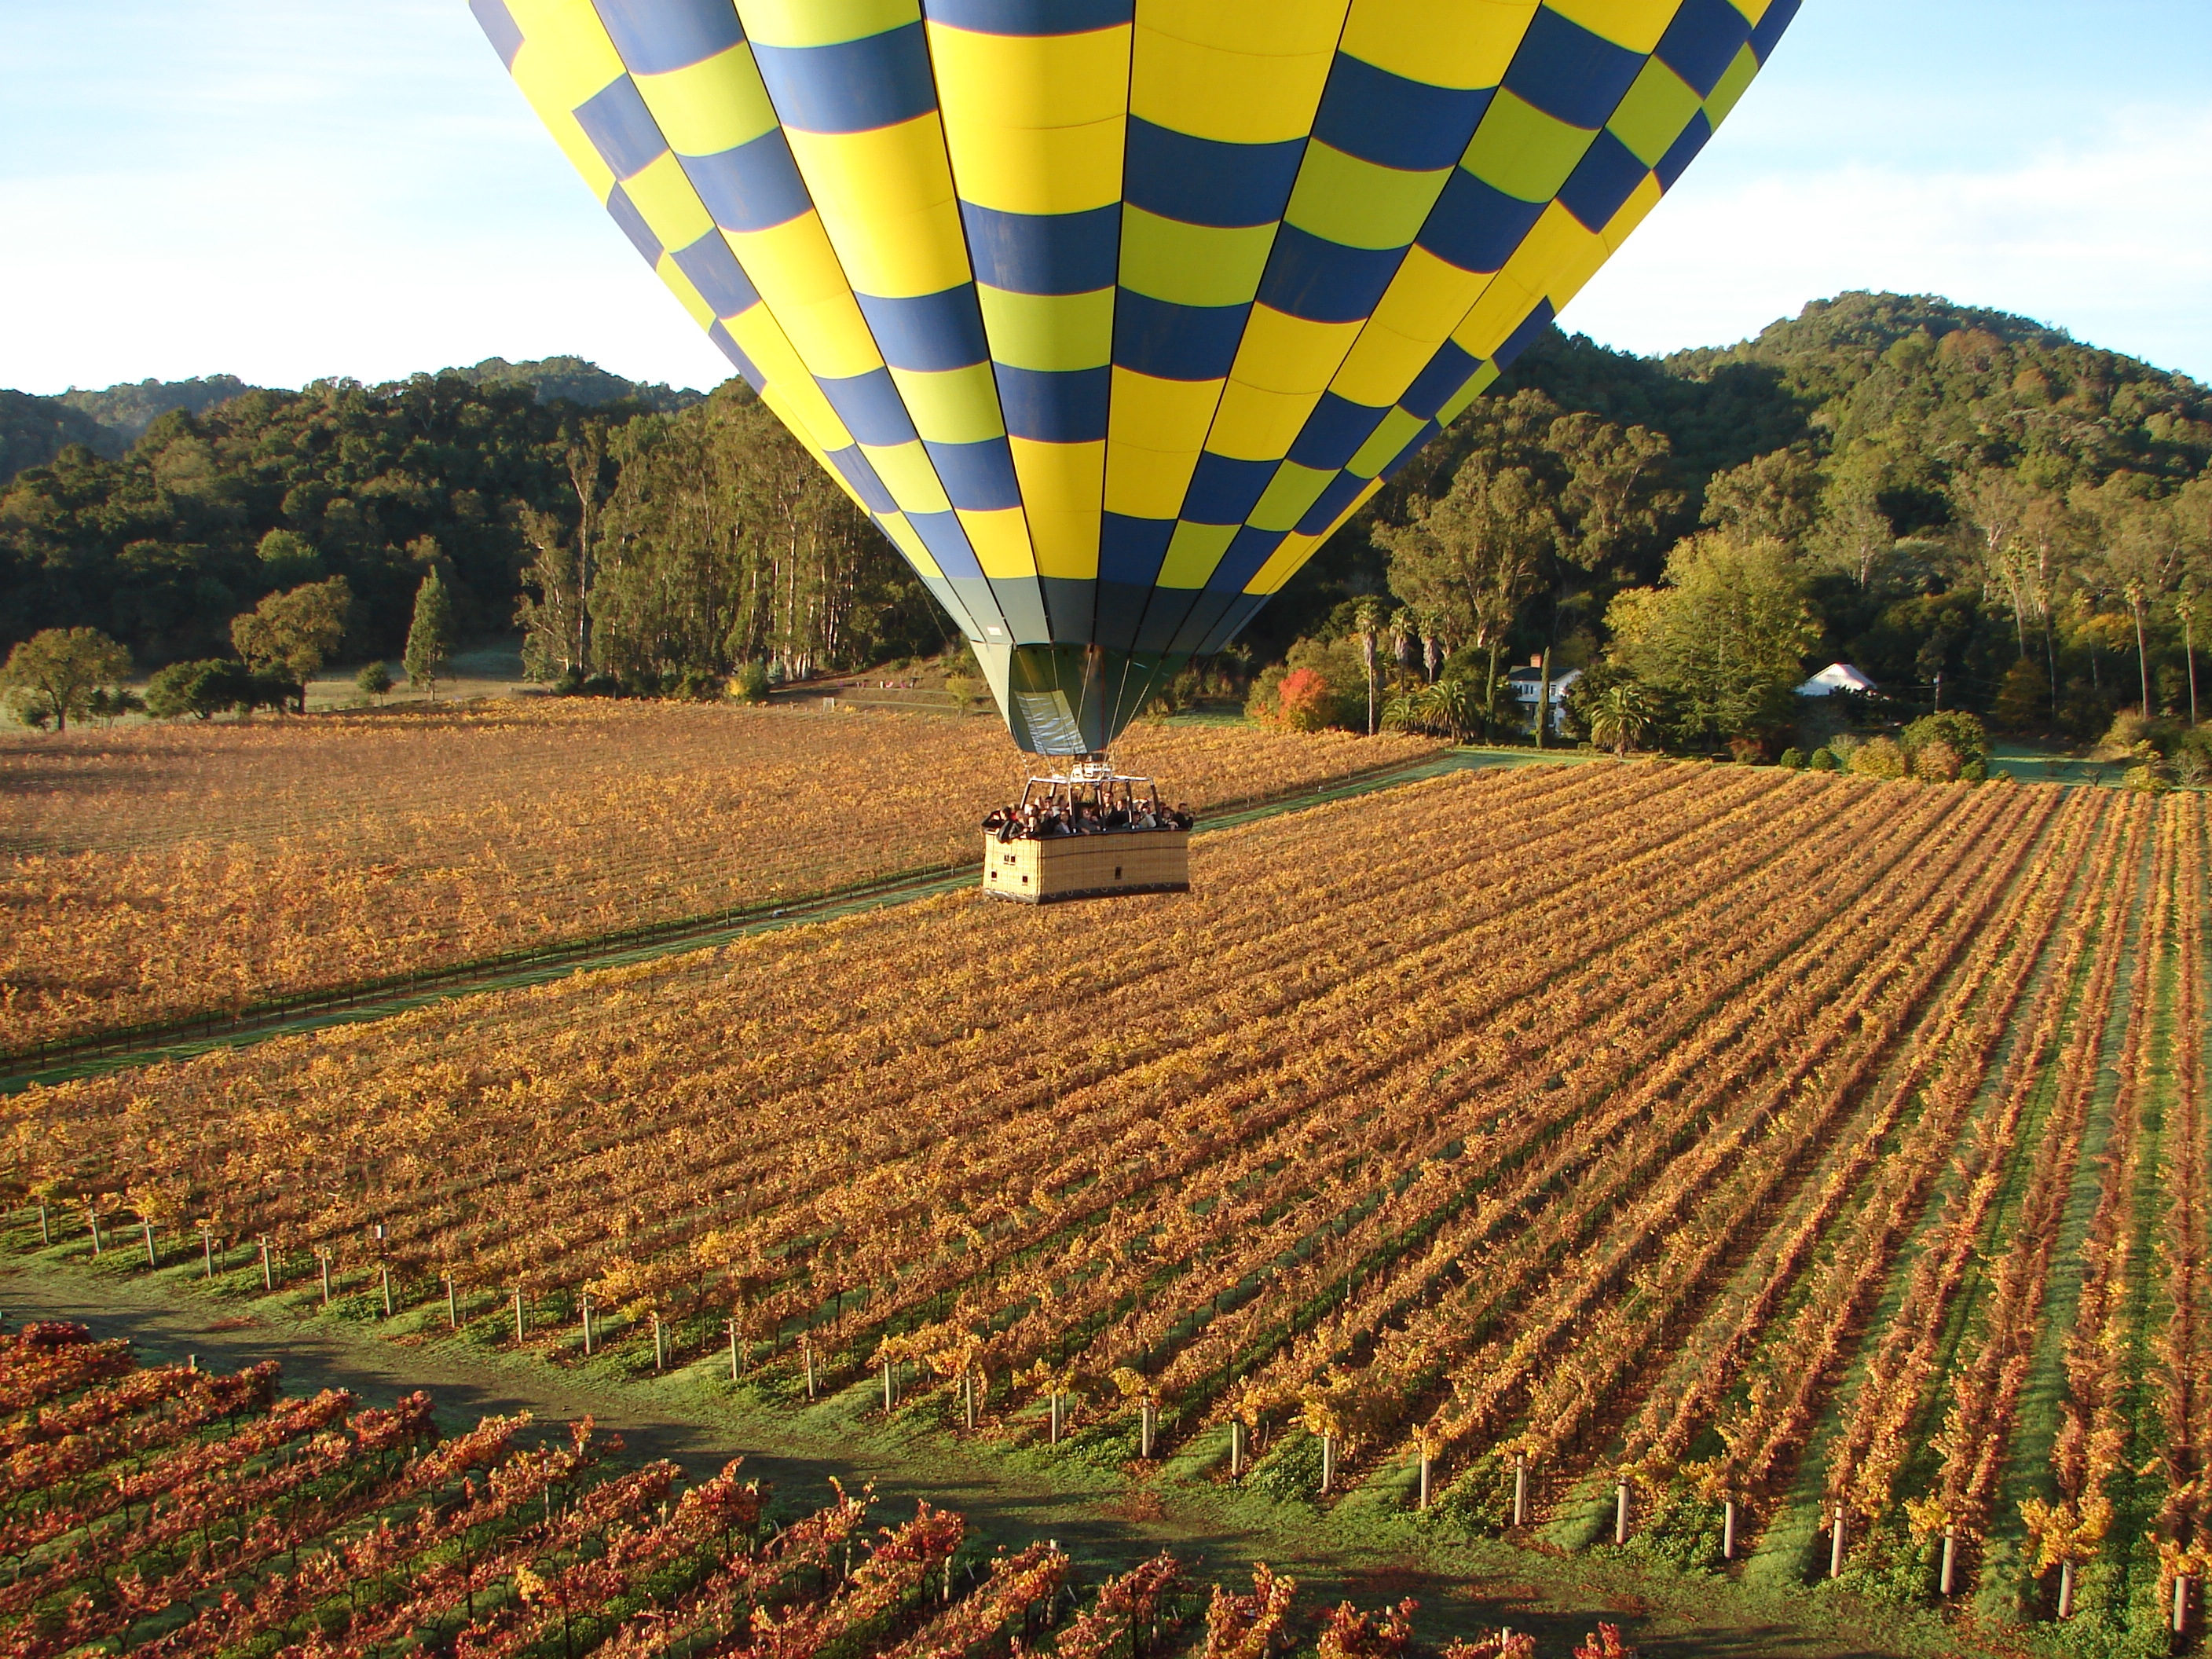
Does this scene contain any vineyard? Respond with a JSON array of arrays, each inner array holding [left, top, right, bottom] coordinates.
[[0, 701, 1434, 1051], [5, 761, 2207, 1650], [0, 1319, 1584, 1659]]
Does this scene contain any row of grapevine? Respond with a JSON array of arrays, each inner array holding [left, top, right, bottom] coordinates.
[[6, 767, 2193, 1635], [1, 1320, 1597, 1659], [1, 701, 1437, 1049]]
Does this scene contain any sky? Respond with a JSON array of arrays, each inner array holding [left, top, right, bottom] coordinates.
[[2, 0, 2207, 397]]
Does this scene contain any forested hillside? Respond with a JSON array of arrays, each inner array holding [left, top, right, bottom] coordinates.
[[5, 294, 2207, 743]]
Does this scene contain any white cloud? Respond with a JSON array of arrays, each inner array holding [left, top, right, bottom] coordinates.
[[1566, 107, 2212, 380]]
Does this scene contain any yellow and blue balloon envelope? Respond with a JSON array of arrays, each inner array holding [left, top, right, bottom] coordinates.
[[473, 0, 1797, 754]]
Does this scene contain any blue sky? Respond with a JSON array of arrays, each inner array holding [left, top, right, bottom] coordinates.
[[3, 1, 2207, 396]]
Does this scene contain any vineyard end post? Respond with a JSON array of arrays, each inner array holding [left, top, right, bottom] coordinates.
[[2175, 1573, 2190, 1635], [1141, 1399, 1155, 1461], [727, 1319, 738, 1382], [883, 1361, 894, 1415], [38, 1202, 49, 1246], [1419, 1450, 1431, 1511], [1939, 1527, 1956, 1598], [382, 1265, 394, 1320], [446, 1275, 460, 1331], [91, 1210, 102, 1256], [1514, 1455, 1529, 1528], [1723, 1499, 1736, 1562], [142, 1218, 156, 1269], [652, 1313, 665, 1372], [805, 1338, 817, 1401], [1232, 1421, 1243, 1478], [515, 1288, 526, 1343], [581, 1294, 593, 1355], [2057, 1559, 2073, 1621], [261, 1235, 273, 1291], [1321, 1434, 1335, 1495], [1615, 1481, 1630, 1547], [1829, 1506, 1846, 1579], [319, 1251, 331, 1307], [202, 1229, 214, 1280]]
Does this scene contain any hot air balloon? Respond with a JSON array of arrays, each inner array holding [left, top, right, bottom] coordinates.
[[472, 0, 1796, 768]]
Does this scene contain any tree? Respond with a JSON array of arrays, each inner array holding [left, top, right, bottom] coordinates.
[[145, 658, 253, 720], [0, 628, 131, 732], [1351, 596, 1386, 736], [1378, 455, 1558, 700], [1547, 412, 1680, 575], [1587, 679, 1661, 756], [255, 527, 324, 587], [1989, 657, 2049, 734], [356, 661, 393, 701], [405, 569, 456, 699], [1703, 449, 1822, 548], [1606, 533, 1820, 746], [231, 577, 352, 709]]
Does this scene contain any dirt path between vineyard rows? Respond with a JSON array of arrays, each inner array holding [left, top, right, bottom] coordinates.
[[2, 1255, 2000, 1659]]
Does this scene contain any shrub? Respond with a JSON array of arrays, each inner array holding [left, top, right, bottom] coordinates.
[[1961, 757, 1989, 784], [1912, 738, 1963, 782], [1808, 747, 1840, 771], [1903, 710, 1989, 768], [1777, 747, 1806, 770], [1727, 734, 1767, 764], [1269, 668, 1338, 734], [1848, 735, 1907, 779], [727, 661, 770, 703], [145, 658, 253, 720], [356, 661, 393, 700]]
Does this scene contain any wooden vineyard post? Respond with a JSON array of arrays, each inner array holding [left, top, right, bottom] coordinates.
[[1615, 1481, 1631, 1546], [2057, 1559, 2074, 1621], [141, 1218, 156, 1269], [1231, 1421, 1244, 1478], [1320, 1434, 1335, 1494], [90, 1210, 103, 1257], [943, 1551, 954, 1605], [652, 1313, 665, 1372], [514, 1289, 526, 1343], [381, 1265, 394, 1319], [201, 1227, 214, 1280], [1722, 1500, 1737, 1562], [38, 1202, 49, 1246], [260, 1235, 274, 1291], [727, 1318, 740, 1382], [804, 1337, 817, 1401], [1049, 1390, 1062, 1445], [963, 1372, 976, 1431], [1829, 1505, 1846, 1579], [318, 1250, 331, 1307], [1419, 1448, 1431, 1511], [1939, 1527, 1956, 1597], [1514, 1454, 1529, 1528], [580, 1294, 594, 1356], [2176, 1573, 2192, 1636], [1141, 1397, 1155, 1461]]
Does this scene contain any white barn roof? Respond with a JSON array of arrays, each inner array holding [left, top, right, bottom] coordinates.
[[1797, 663, 1877, 697]]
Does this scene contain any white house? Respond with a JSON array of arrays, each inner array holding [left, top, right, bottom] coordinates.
[[1505, 665, 1581, 709], [1796, 663, 1877, 698]]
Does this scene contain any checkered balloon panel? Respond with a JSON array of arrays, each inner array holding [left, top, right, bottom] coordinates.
[[474, 0, 1797, 753]]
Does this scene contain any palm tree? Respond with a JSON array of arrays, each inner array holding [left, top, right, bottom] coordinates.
[[1588, 681, 1661, 756], [1353, 597, 1386, 735], [2178, 586, 2199, 725]]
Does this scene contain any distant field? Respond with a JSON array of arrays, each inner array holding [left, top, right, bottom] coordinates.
[[0, 701, 1435, 1050], [10, 764, 2197, 1645]]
